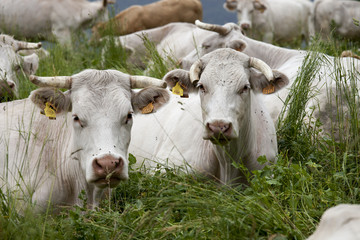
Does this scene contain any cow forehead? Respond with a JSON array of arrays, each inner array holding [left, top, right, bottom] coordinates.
[[201, 62, 250, 89], [70, 70, 133, 115]]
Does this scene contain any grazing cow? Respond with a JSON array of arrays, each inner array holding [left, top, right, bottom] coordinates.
[[0, 0, 111, 44], [307, 204, 360, 240], [0, 34, 41, 100], [103, 22, 245, 69], [129, 49, 289, 184], [313, 0, 360, 41], [0, 70, 169, 212], [92, 0, 203, 38], [182, 20, 360, 139], [223, 0, 314, 43]]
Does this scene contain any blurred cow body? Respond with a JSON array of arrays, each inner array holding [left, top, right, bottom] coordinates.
[[92, 0, 202, 38], [0, 0, 110, 44], [224, 0, 314, 44], [313, 0, 360, 41]]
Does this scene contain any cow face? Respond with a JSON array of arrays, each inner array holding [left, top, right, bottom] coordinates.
[[0, 45, 39, 99], [30, 70, 169, 189], [223, 0, 267, 32], [165, 49, 288, 145], [181, 22, 247, 70], [0, 35, 41, 99]]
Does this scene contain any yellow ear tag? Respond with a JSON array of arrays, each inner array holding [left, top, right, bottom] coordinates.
[[141, 102, 154, 114], [43, 102, 57, 120], [262, 84, 275, 94], [172, 82, 184, 96]]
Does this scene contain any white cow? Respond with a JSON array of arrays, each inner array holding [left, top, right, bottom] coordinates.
[[0, 70, 169, 212], [0, 0, 111, 45], [313, 0, 360, 41], [129, 49, 289, 184], [223, 0, 314, 43], [0, 34, 41, 100], [183, 21, 360, 139], [307, 204, 360, 240], [105, 22, 246, 69]]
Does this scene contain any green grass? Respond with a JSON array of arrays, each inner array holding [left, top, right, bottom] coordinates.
[[1, 30, 360, 239]]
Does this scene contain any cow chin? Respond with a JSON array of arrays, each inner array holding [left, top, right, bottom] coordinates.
[[91, 175, 128, 189]]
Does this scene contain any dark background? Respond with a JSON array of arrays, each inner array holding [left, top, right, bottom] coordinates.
[[102, 0, 238, 25]]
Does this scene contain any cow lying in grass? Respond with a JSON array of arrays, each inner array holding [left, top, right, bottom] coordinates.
[[130, 49, 289, 184], [0, 69, 169, 212]]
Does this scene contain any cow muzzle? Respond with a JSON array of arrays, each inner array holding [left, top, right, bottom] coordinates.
[[205, 120, 235, 145], [240, 23, 250, 31], [92, 154, 126, 188]]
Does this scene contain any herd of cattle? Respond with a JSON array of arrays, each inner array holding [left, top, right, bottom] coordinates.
[[0, 0, 360, 238]]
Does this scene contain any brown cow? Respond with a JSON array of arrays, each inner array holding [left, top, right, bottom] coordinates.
[[92, 0, 202, 38]]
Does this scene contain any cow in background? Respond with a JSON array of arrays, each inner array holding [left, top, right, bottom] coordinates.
[[0, 70, 169, 212], [101, 22, 245, 69], [92, 0, 202, 39], [313, 0, 360, 41], [0, 0, 112, 45], [223, 0, 314, 44], [0, 34, 41, 101]]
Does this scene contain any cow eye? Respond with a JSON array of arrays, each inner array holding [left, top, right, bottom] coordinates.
[[73, 114, 84, 128], [202, 44, 210, 50], [239, 84, 250, 94], [197, 83, 206, 93], [125, 112, 133, 124]]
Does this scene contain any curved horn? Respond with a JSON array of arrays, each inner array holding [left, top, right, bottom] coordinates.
[[14, 40, 41, 52], [249, 57, 274, 81], [30, 75, 72, 89], [130, 76, 167, 89], [195, 20, 231, 36], [189, 59, 202, 84]]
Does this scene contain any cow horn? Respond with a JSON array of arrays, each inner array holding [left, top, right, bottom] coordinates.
[[14, 40, 42, 52], [189, 59, 202, 84], [130, 76, 167, 89], [249, 57, 274, 81], [195, 20, 231, 36], [30, 75, 72, 89]]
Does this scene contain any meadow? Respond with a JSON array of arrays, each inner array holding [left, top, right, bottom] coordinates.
[[1, 30, 360, 239]]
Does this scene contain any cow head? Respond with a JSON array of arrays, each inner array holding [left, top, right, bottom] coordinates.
[[29, 70, 169, 189], [78, 0, 114, 30], [181, 21, 247, 70], [224, 0, 267, 31], [0, 35, 41, 100], [165, 49, 288, 145]]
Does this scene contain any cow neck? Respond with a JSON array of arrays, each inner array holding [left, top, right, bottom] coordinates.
[[211, 92, 263, 185], [242, 36, 303, 69]]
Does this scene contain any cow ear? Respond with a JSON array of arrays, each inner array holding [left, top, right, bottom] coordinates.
[[30, 87, 72, 115], [163, 69, 198, 97], [223, 0, 238, 11], [132, 87, 170, 114], [249, 69, 289, 94], [253, 1, 266, 13], [226, 40, 246, 52]]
